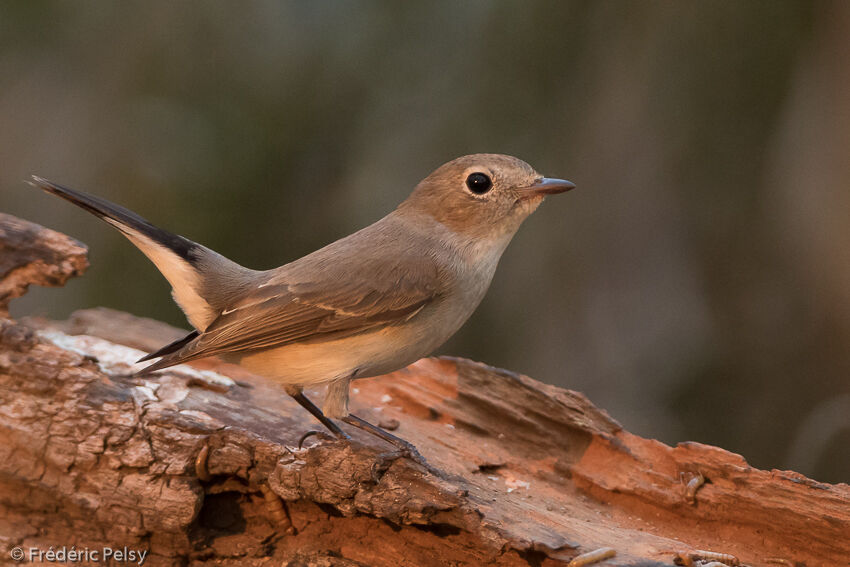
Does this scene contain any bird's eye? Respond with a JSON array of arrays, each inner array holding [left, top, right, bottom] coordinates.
[[465, 172, 492, 194]]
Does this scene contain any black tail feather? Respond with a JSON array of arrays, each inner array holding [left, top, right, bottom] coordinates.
[[137, 330, 199, 362], [29, 176, 199, 265], [135, 356, 179, 375], [135, 348, 205, 375]]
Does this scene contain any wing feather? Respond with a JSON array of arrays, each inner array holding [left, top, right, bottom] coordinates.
[[138, 228, 443, 373]]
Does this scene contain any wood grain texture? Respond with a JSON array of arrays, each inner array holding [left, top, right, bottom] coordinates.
[[0, 214, 847, 567], [0, 213, 88, 315]]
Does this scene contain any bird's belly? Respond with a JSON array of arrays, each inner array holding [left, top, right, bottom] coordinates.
[[227, 323, 438, 386], [226, 297, 474, 386]]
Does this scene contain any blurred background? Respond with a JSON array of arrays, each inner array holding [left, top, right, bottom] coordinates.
[[2, 1, 849, 483]]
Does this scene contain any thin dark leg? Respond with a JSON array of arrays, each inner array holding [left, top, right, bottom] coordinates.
[[289, 391, 349, 439], [342, 414, 423, 460], [290, 393, 435, 472]]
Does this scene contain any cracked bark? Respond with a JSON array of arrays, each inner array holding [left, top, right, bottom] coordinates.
[[0, 214, 847, 567]]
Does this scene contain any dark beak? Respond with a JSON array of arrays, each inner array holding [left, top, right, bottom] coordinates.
[[518, 177, 576, 198]]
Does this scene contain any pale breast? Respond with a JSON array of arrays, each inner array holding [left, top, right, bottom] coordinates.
[[227, 322, 427, 386], [229, 328, 396, 386], [229, 220, 510, 387], [227, 286, 483, 386]]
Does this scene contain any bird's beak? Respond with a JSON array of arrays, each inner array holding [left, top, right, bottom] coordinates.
[[517, 177, 576, 199]]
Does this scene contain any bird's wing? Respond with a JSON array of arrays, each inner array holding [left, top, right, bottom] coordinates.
[[139, 246, 442, 372], [204, 268, 437, 353]]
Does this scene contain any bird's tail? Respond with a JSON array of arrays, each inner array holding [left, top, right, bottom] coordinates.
[[29, 176, 255, 331]]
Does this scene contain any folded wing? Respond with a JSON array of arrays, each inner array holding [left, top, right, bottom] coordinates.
[[139, 237, 442, 372]]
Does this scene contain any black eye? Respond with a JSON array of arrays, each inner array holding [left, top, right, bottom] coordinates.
[[465, 172, 492, 194]]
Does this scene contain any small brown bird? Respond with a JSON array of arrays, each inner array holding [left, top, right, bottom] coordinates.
[[31, 154, 573, 454]]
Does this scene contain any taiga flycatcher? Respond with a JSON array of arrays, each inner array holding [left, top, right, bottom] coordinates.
[[31, 154, 574, 454]]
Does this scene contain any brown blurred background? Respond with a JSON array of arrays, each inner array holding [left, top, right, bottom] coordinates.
[[2, 1, 849, 483]]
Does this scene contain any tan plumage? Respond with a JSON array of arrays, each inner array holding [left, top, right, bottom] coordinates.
[[30, 154, 573, 442], [177, 218, 443, 363]]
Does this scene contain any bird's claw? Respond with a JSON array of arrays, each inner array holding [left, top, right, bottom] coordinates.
[[298, 430, 337, 449], [374, 444, 439, 477]]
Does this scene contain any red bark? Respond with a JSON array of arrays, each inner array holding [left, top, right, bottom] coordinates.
[[0, 214, 846, 567]]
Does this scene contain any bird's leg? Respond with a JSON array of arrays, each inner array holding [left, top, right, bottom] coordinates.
[[287, 390, 350, 446], [323, 376, 420, 457], [290, 385, 434, 473], [341, 414, 425, 463], [325, 377, 432, 469]]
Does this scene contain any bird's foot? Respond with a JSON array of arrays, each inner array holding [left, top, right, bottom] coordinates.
[[298, 429, 347, 449], [341, 414, 440, 476], [288, 391, 439, 474], [372, 446, 438, 477]]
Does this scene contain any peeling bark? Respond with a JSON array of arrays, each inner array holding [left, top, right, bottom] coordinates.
[[0, 214, 88, 316], [0, 214, 847, 567]]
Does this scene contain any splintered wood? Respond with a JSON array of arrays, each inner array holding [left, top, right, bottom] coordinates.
[[1, 213, 847, 566]]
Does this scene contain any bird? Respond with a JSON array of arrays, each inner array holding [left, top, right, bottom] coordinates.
[[30, 154, 574, 456]]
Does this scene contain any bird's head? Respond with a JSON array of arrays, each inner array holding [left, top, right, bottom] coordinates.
[[399, 153, 574, 240]]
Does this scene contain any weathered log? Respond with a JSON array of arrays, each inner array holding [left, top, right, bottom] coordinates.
[[0, 214, 847, 567], [0, 213, 88, 316]]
